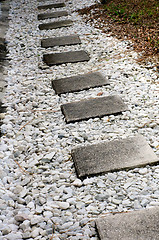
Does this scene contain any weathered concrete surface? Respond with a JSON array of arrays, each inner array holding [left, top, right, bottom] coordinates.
[[39, 20, 73, 30], [96, 207, 159, 240], [61, 95, 128, 123], [41, 35, 81, 48], [38, 2, 65, 10], [43, 50, 90, 66], [71, 135, 158, 178], [38, 10, 68, 20], [52, 72, 109, 94]]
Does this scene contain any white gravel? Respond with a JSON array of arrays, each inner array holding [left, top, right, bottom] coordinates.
[[0, 0, 159, 239]]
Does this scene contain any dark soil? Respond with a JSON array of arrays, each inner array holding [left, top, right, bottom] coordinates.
[[78, 0, 159, 65]]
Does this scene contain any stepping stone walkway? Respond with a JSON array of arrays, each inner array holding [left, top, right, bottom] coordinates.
[[96, 207, 159, 240], [52, 72, 109, 94], [38, 10, 68, 20], [43, 50, 90, 66], [37, 2, 65, 10], [41, 35, 81, 48], [71, 135, 158, 178], [36, 1, 159, 238], [39, 19, 73, 30], [61, 95, 128, 123]]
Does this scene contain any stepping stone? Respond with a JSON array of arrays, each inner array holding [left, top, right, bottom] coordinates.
[[39, 20, 73, 30], [43, 50, 90, 66], [96, 207, 159, 240], [38, 10, 68, 20], [71, 135, 158, 178], [41, 35, 81, 48], [38, 3, 65, 10], [61, 95, 128, 123], [52, 72, 109, 95]]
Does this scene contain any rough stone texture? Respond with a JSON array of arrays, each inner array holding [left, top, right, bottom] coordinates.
[[96, 207, 159, 240], [43, 50, 90, 66], [61, 95, 128, 123], [52, 72, 109, 94], [39, 20, 73, 30], [37, 2, 65, 10], [38, 10, 68, 20], [71, 135, 158, 178], [41, 35, 81, 48]]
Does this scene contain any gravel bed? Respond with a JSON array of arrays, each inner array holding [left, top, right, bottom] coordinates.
[[0, 0, 159, 239]]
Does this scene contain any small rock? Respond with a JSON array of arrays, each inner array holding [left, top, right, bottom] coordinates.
[[107, 173, 117, 181], [0, 166, 7, 179], [15, 214, 28, 222], [35, 205, 43, 214], [111, 198, 121, 205], [97, 180, 105, 188], [44, 152, 55, 160], [8, 200, 15, 208], [58, 202, 70, 210], [2, 226, 11, 235], [27, 201, 35, 209], [83, 178, 92, 185], [31, 228, 40, 238], [31, 216, 42, 225], [23, 231, 31, 239], [5, 232, 23, 240], [73, 179, 83, 187], [20, 220, 30, 231], [95, 194, 109, 201], [134, 199, 142, 209], [139, 168, 148, 175], [20, 189, 28, 198], [21, 177, 31, 186], [59, 222, 73, 230], [43, 211, 53, 218], [25, 195, 33, 204], [39, 197, 46, 205], [141, 198, 149, 207], [79, 218, 89, 227], [46, 228, 53, 235], [13, 185, 23, 195]]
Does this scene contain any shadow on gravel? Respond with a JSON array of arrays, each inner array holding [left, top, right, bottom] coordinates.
[[0, 0, 10, 137]]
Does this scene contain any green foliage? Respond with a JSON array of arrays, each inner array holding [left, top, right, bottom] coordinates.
[[101, 0, 159, 52], [102, 0, 159, 26]]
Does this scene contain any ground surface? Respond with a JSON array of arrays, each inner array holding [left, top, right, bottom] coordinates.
[[0, 0, 158, 239], [78, 0, 159, 65]]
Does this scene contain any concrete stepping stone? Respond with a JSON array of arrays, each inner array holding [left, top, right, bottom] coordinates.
[[38, 10, 68, 20], [39, 20, 73, 30], [71, 135, 158, 178], [43, 50, 90, 66], [96, 207, 159, 240], [61, 95, 128, 123], [41, 35, 81, 48], [38, 3, 65, 10], [52, 72, 110, 95]]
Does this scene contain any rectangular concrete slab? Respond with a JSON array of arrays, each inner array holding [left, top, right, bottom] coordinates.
[[38, 11, 68, 20], [71, 135, 158, 178], [43, 50, 90, 66], [41, 35, 81, 48], [38, 3, 65, 10], [52, 72, 110, 94], [39, 20, 73, 30], [96, 207, 159, 240], [61, 95, 128, 123]]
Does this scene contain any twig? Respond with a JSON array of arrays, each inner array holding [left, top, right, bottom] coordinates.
[[13, 159, 32, 175], [17, 118, 35, 133], [17, 109, 59, 133]]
